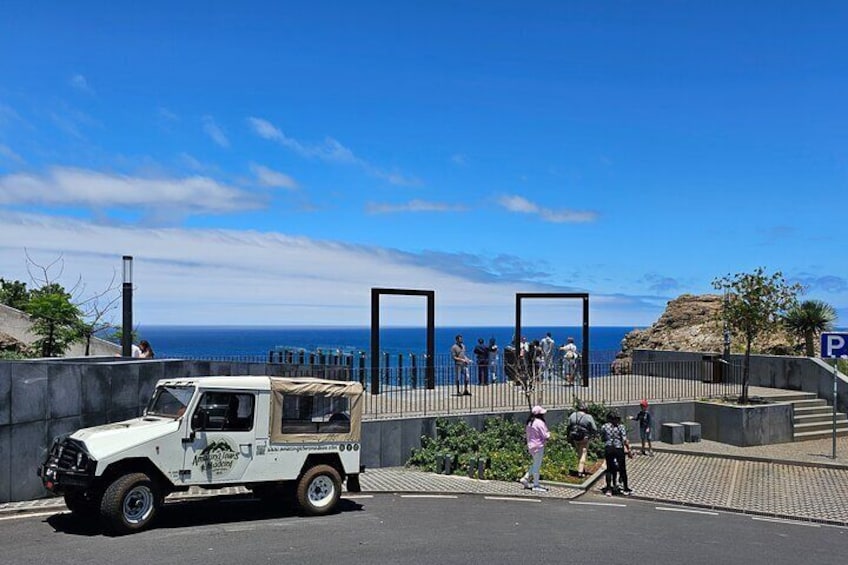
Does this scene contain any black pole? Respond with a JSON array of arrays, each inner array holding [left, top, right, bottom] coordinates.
[[370, 289, 380, 395], [582, 295, 590, 387], [425, 291, 435, 389], [121, 255, 133, 357]]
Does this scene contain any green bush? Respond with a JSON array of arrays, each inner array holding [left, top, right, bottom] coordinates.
[[408, 409, 607, 483]]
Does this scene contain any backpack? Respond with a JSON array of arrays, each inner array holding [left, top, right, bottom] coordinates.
[[568, 413, 587, 442]]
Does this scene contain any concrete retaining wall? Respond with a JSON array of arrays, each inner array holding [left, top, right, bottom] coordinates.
[[694, 400, 794, 446], [632, 349, 848, 412]]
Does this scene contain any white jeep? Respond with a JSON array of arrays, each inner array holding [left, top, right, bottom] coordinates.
[[39, 376, 364, 534]]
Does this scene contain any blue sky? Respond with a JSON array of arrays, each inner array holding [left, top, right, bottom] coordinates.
[[0, 2, 846, 328]]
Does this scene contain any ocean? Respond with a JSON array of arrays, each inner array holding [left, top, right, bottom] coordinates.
[[130, 325, 639, 364]]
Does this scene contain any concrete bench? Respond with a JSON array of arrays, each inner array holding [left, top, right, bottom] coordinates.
[[680, 421, 702, 442], [661, 422, 685, 445]]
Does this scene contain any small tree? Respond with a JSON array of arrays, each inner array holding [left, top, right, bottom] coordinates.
[[712, 268, 802, 403], [26, 285, 82, 357], [24, 250, 121, 356], [783, 299, 837, 357], [0, 278, 30, 310]]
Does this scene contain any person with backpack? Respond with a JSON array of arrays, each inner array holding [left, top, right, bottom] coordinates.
[[567, 402, 597, 478]]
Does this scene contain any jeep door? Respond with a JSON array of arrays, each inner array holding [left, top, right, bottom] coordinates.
[[182, 390, 256, 484]]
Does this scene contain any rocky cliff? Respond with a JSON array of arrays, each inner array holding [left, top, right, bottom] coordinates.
[[612, 293, 798, 372]]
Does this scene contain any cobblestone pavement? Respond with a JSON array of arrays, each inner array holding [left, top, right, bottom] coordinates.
[[623, 451, 848, 525], [653, 435, 848, 468]]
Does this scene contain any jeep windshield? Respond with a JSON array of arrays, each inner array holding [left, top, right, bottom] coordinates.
[[146, 385, 195, 418]]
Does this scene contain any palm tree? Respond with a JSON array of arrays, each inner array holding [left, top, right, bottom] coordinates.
[[783, 300, 837, 357]]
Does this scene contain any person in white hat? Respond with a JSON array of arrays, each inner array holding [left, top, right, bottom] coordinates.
[[518, 405, 551, 492]]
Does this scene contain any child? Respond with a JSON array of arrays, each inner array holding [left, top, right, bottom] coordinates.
[[631, 399, 653, 456]]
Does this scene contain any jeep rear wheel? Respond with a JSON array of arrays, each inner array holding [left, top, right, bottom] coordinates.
[[100, 472, 160, 535], [296, 465, 341, 516]]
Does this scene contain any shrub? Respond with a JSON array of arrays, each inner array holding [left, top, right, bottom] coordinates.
[[408, 410, 606, 483]]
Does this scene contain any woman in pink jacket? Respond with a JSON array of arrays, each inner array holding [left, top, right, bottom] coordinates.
[[518, 405, 551, 492]]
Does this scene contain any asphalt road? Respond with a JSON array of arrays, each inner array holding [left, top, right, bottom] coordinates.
[[2, 493, 846, 565]]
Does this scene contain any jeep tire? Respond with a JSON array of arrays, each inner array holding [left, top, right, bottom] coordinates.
[[296, 465, 341, 516], [100, 472, 160, 535]]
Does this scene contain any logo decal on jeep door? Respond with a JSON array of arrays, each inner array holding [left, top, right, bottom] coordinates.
[[193, 438, 239, 476]]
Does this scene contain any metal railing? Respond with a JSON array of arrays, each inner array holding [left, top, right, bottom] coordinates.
[[352, 358, 742, 419], [188, 354, 742, 419]]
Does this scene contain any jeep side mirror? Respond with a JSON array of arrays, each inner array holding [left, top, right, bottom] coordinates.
[[191, 410, 209, 431]]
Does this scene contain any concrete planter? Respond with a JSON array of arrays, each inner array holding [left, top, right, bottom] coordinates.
[[694, 400, 793, 446]]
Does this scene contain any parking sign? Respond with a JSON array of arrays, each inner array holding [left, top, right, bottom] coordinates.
[[821, 332, 848, 358]]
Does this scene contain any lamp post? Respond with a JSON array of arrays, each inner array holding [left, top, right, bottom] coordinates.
[[121, 255, 133, 357]]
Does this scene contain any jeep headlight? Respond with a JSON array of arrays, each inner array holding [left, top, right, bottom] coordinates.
[[75, 451, 88, 470]]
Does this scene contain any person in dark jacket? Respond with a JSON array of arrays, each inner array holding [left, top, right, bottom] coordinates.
[[473, 338, 490, 385]]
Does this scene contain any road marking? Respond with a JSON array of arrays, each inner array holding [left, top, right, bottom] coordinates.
[[344, 495, 374, 499], [568, 501, 627, 508], [484, 496, 541, 503], [400, 494, 458, 499], [751, 517, 821, 528], [656, 506, 718, 516], [0, 511, 61, 522]]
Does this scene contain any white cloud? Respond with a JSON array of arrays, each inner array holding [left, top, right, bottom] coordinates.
[[250, 163, 298, 189], [247, 117, 284, 141], [498, 195, 598, 223], [0, 211, 669, 326], [366, 200, 466, 214], [158, 107, 179, 122], [0, 144, 24, 164], [0, 167, 261, 214], [247, 116, 419, 186], [202, 115, 230, 148], [70, 74, 95, 94]]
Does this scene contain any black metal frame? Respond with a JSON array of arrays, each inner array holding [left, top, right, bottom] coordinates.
[[514, 292, 590, 386], [370, 288, 435, 394]]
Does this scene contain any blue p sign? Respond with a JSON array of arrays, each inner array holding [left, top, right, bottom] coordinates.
[[821, 333, 848, 358]]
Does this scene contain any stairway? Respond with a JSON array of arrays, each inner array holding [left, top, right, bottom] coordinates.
[[758, 391, 848, 441]]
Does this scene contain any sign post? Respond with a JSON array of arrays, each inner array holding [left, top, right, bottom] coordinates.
[[820, 332, 848, 459]]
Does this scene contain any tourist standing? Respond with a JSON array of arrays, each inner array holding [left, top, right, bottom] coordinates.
[[567, 402, 597, 477], [518, 405, 551, 492], [630, 399, 653, 456], [561, 337, 578, 385], [600, 409, 632, 496], [132, 340, 155, 359], [451, 334, 471, 396], [488, 337, 499, 383], [540, 332, 555, 380], [473, 338, 490, 385]]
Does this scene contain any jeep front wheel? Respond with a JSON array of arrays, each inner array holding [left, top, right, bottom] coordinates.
[[100, 472, 160, 535], [296, 465, 341, 516]]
